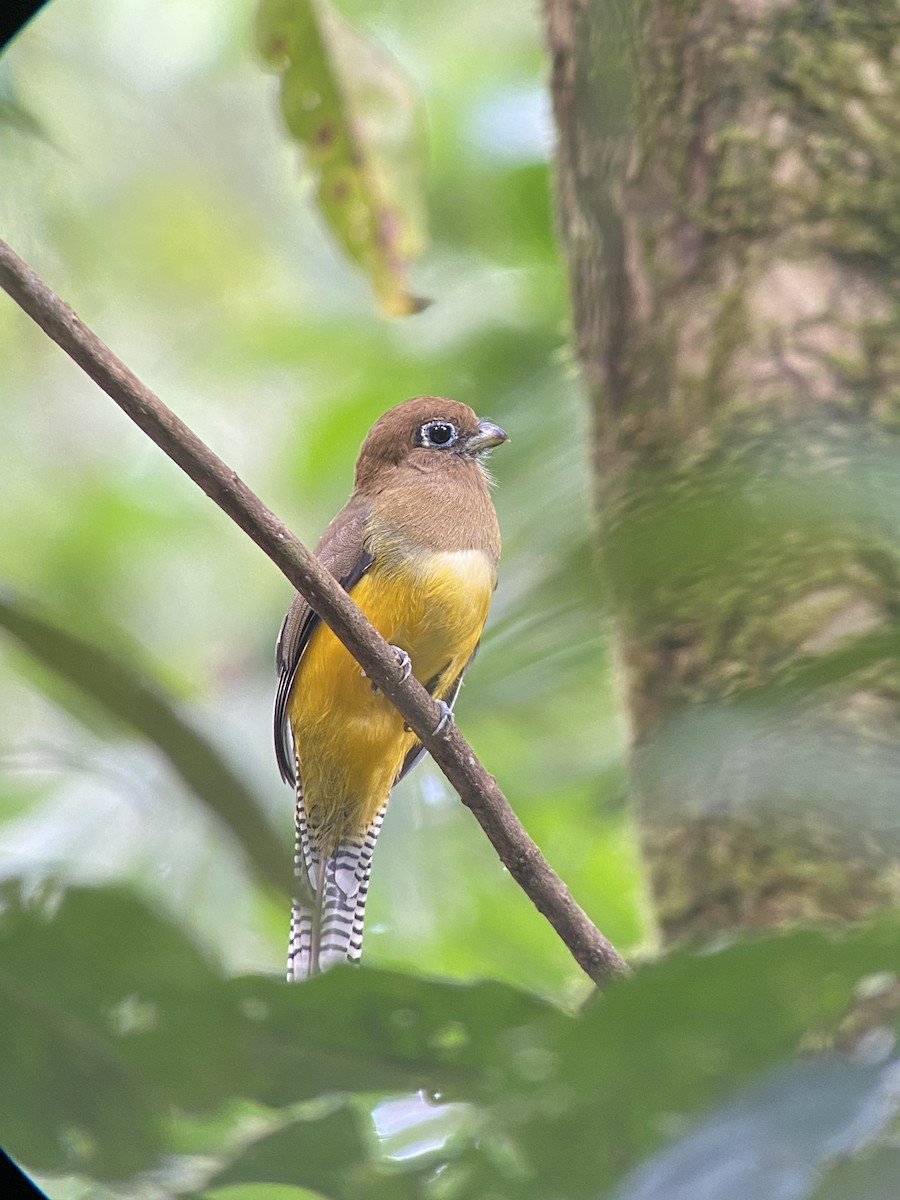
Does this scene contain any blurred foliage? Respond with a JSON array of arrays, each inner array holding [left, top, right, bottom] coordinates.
[[1, 1, 897, 1198], [0, 0, 634, 994], [1, 886, 898, 1198], [256, 0, 428, 315], [0, 589, 290, 893]]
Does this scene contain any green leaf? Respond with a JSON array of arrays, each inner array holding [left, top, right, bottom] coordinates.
[[207, 1107, 368, 1194], [255, 0, 428, 316], [204, 1187, 327, 1200], [204, 1107, 433, 1200], [420, 923, 900, 1200], [0, 884, 542, 1181], [610, 1056, 900, 1200], [7, 882, 898, 1199], [230, 966, 551, 1109], [811, 1145, 900, 1200], [0, 884, 228, 1179], [0, 590, 291, 895]]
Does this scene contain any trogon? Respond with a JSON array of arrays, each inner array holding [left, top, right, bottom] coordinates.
[[274, 396, 507, 978]]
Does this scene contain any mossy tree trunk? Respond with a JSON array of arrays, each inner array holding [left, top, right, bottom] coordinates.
[[544, 0, 900, 942]]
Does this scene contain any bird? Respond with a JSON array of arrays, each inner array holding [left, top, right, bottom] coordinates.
[[274, 396, 508, 980]]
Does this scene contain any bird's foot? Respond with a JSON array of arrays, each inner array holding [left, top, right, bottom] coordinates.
[[393, 646, 413, 681], [369, 645, 412, 694], [433, 699, 454, 736], [403, 701, 453, 735]]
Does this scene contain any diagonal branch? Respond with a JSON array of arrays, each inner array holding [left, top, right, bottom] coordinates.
[[0, 234, 629, 984]]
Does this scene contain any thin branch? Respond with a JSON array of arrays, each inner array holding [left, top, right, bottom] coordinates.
[[0, 234, 630, 984]]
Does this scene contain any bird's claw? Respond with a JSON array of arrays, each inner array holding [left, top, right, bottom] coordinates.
[[369, 645, 413, 694], [403, 701, 454, 736], [433, 699, 454, 736], [392, 646, 413, 682]]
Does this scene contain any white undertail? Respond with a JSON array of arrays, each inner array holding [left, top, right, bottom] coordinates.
[[287, 788, 386, 981]]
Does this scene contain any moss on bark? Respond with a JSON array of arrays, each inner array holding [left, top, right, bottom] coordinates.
[[545, 0, 900, 941]]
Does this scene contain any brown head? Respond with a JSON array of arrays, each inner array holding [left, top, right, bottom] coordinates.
[[354, 396, 508, 493]]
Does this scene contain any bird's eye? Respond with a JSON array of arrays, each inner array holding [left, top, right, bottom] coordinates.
[[419, 420, 457, 448]]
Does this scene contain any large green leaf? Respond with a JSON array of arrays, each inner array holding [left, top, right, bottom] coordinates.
[[4, 883, 898, 1199], [255, 0, 427, 315], [203, 1107, 434, 1200], [0, 884, 544, 1182], [610, 1055, 900, 1200]]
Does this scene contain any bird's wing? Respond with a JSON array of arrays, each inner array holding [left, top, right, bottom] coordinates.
[[274, 494, 374, 784], [394, 642, 480, 785]]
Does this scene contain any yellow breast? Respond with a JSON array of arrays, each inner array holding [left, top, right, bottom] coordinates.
[[287, 548, 495, 850]]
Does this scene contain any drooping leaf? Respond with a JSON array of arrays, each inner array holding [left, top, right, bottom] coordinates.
[[255, 0, 428, 316]]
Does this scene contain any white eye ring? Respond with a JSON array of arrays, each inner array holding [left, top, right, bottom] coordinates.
[[419, 420, 458, 448]]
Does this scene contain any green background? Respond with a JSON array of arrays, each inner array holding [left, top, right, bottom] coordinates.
[[1, 3, 897, 1198], [0, 0, 643, 997]]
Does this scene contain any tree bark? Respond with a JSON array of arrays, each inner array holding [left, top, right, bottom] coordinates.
[[545, 0, 900, 942]]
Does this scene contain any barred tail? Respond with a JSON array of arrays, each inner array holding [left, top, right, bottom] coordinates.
[[286, 796, 319, 980], [287, 793, 386, 981]]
